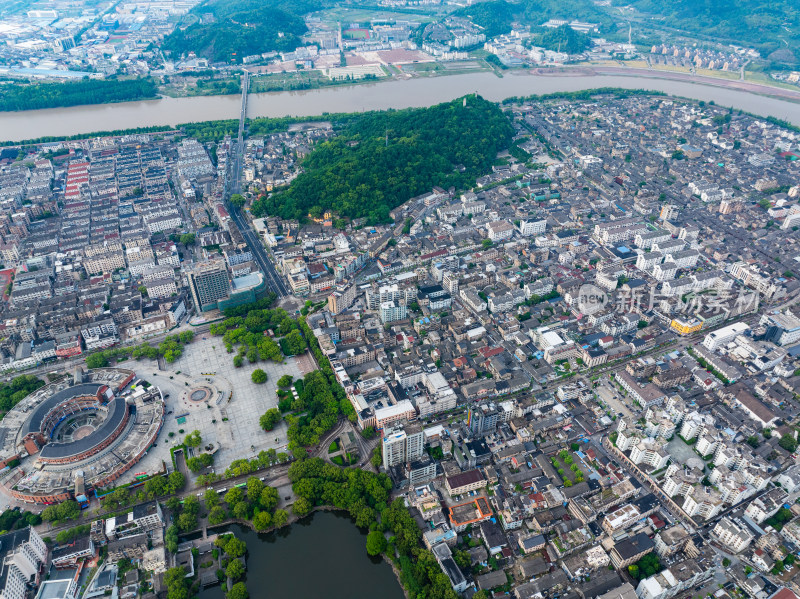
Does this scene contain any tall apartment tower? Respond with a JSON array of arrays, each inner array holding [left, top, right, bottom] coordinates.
[[467, 404, 499, 437], [188, 259, 230, 312], [442, 271, 459, 294], [0, 526, 47, 599], [660, 204, 679, 221], [381, 423, 424, 468]]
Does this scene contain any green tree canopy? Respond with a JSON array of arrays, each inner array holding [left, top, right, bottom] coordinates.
[[165, 526, 179, 553], [273, 509, 289, 527], [251, 95, 514, 224], [259, 408, 281, 431], [531, 24, 590, 53], [224, 488, 244, 506], [86, 353, 109, 369], [208, 506, 228, 525], [292, 497, 312, 517], [246, 477, 264, 502], [253, 510, 272, 530], [260, 486, 279, 512], [186, 453, 213, 472], [0, 79, 158, 112], [0, 375, 45, 415], [251, 369, 268, 384], [161, 0, 317, 63], [452, 1, 519, 37], [185, 430, 202, 447], [779, 434, 798, 453], [228, 582, 249, 599], [226, 558, 245, 581], [164, 567, 190, 599], [280, 330, 306, 356], [366, 530, 387, 556], [41, 500, 80, 523]]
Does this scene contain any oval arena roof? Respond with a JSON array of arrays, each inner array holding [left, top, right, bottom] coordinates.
[[37, 396, 129, 461], [21, 383, 106, 437]]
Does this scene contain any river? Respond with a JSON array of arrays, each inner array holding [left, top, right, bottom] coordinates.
[[197, 512, 405, 599], [3, 70, 800, 142]]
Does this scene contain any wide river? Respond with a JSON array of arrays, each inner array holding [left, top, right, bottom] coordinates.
[[197, 512, 406, 599], [3, 70, 800, 142]]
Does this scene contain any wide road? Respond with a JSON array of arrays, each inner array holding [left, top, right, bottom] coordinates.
[[230, 205, 290, 297], [226, 70, 291, 298], [230, 70, 248, 197]]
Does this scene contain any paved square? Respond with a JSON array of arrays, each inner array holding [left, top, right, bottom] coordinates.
[[154, 335, 309, 476]]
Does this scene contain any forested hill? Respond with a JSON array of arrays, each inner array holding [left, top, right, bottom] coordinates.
[[620, 0, 799, 63], [161, 0, 321, 64], [453, 0, 616, 39], [452, 1, 520, 38], [250, 95, 514, 224]]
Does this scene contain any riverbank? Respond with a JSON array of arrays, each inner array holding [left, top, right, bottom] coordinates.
[[3, 69, 800, 142], [524, 63, 800, 103], [0, 78, 159, 113], [587, 65, 800, 103], [2, 60, 799, 121]]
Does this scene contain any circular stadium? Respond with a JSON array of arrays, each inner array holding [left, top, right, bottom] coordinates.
[[21, 383, 132, 465], [0, 368, 165, 504]]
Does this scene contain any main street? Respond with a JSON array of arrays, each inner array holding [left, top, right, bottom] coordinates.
[[226, 69, 291, 298], [229, 204, 290, 298], [230, 70, 248, 197]]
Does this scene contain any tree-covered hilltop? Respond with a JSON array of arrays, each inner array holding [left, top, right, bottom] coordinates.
[[532, 24, 590, 54], [452, 0, 520, 38], [620, 0, 799, 64], [161, 0, 321, 64], [0, 78, 158, 112], [452, 0, 616, 39], [250, 95, 514, 224]]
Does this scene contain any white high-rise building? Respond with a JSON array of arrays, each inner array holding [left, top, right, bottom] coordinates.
[[711, 518, 753, 553], [0, 527, 47, 599], [518, 219, 547, 237], [702, 322, 750, 351], [381, 424, 425, 468], [380, 300, 407, 323]]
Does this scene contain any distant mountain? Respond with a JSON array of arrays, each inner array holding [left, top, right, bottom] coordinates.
[[162, 0, 323, 64], [452, 1, 520, 38], [621, 0, 799, 64], [452, 0, 615, 39]]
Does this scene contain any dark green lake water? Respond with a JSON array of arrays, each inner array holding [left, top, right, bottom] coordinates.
[[198, 511, 405, 599]]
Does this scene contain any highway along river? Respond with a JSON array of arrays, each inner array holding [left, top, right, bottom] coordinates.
[[2, 70, 800, 142]]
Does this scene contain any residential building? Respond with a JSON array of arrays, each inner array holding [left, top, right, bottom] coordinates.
[[711, 518, 753, 553], [0, 527, 47, 599], [610, 533, 655, 568], [382, 423, 424, 468], [445, 469, 486, 496]]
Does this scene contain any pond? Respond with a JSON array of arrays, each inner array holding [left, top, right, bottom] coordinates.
[[197, 511, 405, 599]]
